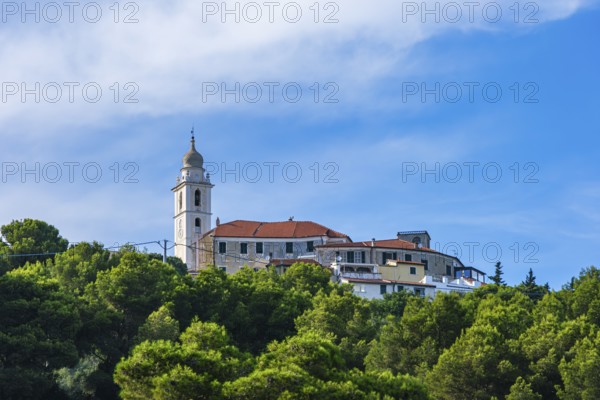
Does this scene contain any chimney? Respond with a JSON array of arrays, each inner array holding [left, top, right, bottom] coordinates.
[[216, 217, 221, 226], [371, 238, 376, 247], [397, 232, 401, 240]]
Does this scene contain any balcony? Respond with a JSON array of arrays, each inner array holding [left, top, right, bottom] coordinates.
[[340, 272, 382, 280], [331, 262, 382, 281]]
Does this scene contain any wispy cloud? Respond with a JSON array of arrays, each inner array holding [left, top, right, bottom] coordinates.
[[1, 0, 596, 138]]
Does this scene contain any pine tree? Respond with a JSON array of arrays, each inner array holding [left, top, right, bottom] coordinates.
[[522, 268, 536, 288], [490, 262, 506, 285]]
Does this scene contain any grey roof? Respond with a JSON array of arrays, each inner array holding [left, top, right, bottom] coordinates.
[[182, 137, 204, 169], [398, 231, 430, 236]]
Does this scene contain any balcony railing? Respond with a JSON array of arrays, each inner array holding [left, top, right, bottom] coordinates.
[[340, 272, 382, 280]]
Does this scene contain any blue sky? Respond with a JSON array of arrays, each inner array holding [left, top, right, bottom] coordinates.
[[1, 0, 599, 288]]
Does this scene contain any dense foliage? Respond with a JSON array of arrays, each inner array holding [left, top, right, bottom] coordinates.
[[1, 219, 599, 399]]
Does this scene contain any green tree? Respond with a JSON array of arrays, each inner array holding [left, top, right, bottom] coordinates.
[[257, 331, 345, 381], [348, 370, 430, 400], [135, 304, 180, 343], [0, 219, 69, 271], [280, 262, 332, 296], [79, 252, 184, 398], [370, 289, 414, 321], [518, 268, 549, 302], [114, 320, 252, 400], [223, 364, 317, 400], [567, 266, 600, 325], [0, 271, 81, 399], [295, 287, 377, 368], [147, 253, 188, 275], [367, 292, 467, 376], [507, 377, 542, 400], [55, 354, 101, 400], [223, 331, 429, 400], [49, 241, 115, 294], [91, 252, 180, 337], [224, 331, 347, 399], [426, 292, 534, 399], [516, 295, 593, 399], [523, 268, 536, 287], [219, 266, 313, 353], [490, 261, 506, 285], [558, 330, 600, 400]]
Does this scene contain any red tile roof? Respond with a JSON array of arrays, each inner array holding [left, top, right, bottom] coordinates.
[[390, 260, 426, 266], [317, 238, 437, 252], [268, 258, 323, 267], [204, 220, 350, 240], [343, 278, 435, 287]]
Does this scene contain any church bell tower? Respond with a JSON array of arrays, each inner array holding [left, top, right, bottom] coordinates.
[[172, 130, 213, 270]]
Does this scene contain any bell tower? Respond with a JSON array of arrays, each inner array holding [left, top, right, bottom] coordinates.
[[172, 129, 213, 270]]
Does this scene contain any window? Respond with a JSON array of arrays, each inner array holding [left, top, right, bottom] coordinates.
[[219, 242, 226, 254], [256, 242, 263, 254], [405, 254, 412, 262], [382, 252, 397, 264], [349, 251, 363, 263], [195, 218, 201, 232], [355, 284, 366, 293], [195, 189, 201, 207], [240, 243, 248, 254], [178, 193, 182, 211], [286, 242, 293, 254], [446, 265, 452, 276], [380, 285, 387, 294], [421, 259, 428, 270], [415, 288, 425, 297], [396, 285, 404, 292], [410, 267, 416, 275], [219, 266, 226, 272], [307, 241, 314, 252], [347, 251, 355, 263]]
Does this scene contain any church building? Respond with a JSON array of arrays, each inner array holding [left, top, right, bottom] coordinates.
[[171, 133, 486, 293], [172, 133, 214, 270]]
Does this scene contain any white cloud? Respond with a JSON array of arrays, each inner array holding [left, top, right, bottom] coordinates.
[[0, 0, 596, 138]]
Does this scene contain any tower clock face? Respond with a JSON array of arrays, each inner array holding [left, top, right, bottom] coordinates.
[[177, 220, 183, 239]]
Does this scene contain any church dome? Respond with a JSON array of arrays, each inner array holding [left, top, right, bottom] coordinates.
[[183, 136, 204, 169]]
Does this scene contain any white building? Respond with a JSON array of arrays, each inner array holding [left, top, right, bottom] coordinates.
[[172, 133, 214, 270], [331, 261, 485, 300], [170, 133, 488, 286]]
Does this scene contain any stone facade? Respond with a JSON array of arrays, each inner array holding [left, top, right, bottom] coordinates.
[[196, 220, 350, 274], [316, 239, 464, 280]]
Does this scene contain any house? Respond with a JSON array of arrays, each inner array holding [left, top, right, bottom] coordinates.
[[315, 235, 465, 280], [196, 219, 350, 274], [170, 133, 487, 292], [330, 261, 436, 299], [421, 274, 485, 294]]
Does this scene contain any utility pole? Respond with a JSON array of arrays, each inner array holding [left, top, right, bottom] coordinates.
[[163, 239, 168, 263]]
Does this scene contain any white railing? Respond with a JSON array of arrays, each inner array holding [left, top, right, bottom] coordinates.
[[341, 272, 382, 280]]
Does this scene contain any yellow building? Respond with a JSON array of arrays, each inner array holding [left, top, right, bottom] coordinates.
[[380, 260, 426, 282]]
